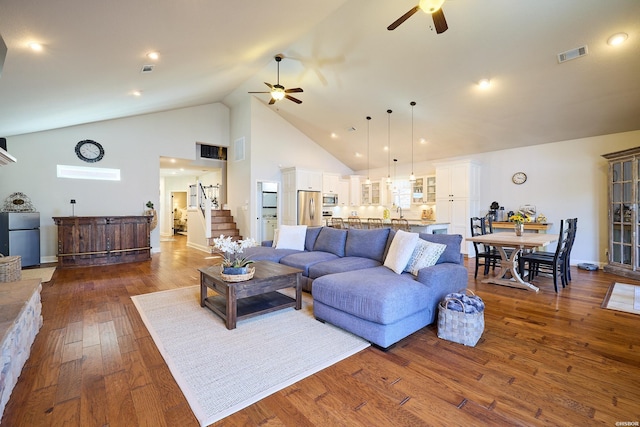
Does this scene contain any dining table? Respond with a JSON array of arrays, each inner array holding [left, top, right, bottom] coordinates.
[[466, 231, 559, 293]]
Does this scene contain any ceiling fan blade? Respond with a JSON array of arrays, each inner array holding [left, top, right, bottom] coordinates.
[[432, 8, 448, 34], [264, 82, 273, 89], [285, 88, 303, 93], [387, 6, 420, 31], [285, 94, 302, 104], [248, 91, 270, 94], [268, 97, 276, 105]]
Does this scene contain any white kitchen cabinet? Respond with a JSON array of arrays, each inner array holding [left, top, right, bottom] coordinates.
[[322, 173, 341, 194], [297, 169, 323, 191], [349, 175, 362, 206], [435, 160, 481, 255], [425, 175, 436, 203], [338, 179, 350, 206], [411, 177, 425, 204], [262, 218, 277, 241]]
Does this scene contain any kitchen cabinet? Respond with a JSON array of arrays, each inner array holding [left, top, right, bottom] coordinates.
[[425, 175, 436, 203], [349, 175, 362, 206], [360, 181, 383, 206], [602, 147, 640, 279], [411, 177, 429, 204], [296, 169, 323, 191], [435, 160, 480, 254], [262, 218, 277, 241], [322, 173, 341, 194], [338, 179, 350, 206]]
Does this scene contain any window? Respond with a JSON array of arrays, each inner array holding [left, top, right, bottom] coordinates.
[[57, 165, 121, 181]]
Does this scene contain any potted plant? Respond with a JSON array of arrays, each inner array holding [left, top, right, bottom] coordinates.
[[212, 235, 257, 276]]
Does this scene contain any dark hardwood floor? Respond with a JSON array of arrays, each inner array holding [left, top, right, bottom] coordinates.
[[2, 235, 639, 426]]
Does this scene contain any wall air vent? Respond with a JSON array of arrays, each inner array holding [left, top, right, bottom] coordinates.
[[141, 64, 155, 73], [557, 45, 588, 63]]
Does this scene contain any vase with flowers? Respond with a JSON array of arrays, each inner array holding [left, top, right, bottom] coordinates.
[[509, 213, 530, 236], [212, 235, 257, 280]]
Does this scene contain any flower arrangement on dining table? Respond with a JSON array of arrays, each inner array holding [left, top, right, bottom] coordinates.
[[508, 213, 532, 225], [212, 235, 257, 273]]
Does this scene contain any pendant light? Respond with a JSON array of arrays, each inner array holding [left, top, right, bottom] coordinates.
[[409, 101, 416, 183], [386, 109, 393, 185], [365, 116, 371, 185]]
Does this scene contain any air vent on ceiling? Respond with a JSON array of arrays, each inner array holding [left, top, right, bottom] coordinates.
[[141, 64, 155, 73], [557, 45, 588, 63]]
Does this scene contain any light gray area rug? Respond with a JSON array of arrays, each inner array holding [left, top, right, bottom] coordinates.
[[131, 286, 370, 426], [602, 282, 640, 315]]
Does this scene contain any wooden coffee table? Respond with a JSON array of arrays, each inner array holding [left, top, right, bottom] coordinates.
[[199, 260, 302, 329]]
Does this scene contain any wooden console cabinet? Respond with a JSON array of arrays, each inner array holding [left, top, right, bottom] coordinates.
[[53, 216, 151, 268]]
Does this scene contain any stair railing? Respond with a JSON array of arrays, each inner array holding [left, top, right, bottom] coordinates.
[[189, 181, 222, 239]]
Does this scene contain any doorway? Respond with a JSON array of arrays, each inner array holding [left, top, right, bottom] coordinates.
[[171, 191, 188, 235], [257, 181, 278, 242]]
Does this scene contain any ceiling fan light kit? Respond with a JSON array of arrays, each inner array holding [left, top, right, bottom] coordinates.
[[388, 0, 448, 34], [248, 55, 303, 105]]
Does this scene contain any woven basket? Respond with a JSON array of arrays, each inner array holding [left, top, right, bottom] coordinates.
[[437, 292, 484, 347], [0, 254, 22, 283], [220, 266, 255, 282]]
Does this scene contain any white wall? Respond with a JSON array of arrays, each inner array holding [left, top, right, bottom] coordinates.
[[0, 103, 229, 262], [227, 97, 353, 240]]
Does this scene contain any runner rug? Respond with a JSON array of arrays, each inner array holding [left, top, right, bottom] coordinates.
[[131, 286, 369, 426], [601, 282, 640, 315]]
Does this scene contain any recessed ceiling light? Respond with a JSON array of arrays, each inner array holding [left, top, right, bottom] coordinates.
[[132, 90, 142, 97], [478, 78, 491, 89], [419, 138, 428, 144], [147, 51, 159, 60], [330, 132, 338, 139], [28, 42, 43, 51], [355, 152, 362, 158], [607, 32, 628, 46], [384, 146, 389, 151]]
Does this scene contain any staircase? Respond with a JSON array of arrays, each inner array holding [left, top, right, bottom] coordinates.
[[207, 210, 242, 249]]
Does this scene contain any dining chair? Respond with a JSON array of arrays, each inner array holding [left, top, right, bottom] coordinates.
[[367, 218, 384, 229], [518, 219, 571, 292], [470, 216, 502, 278], [347, 216, 363, 229], [391, 218, 410, 232], [523, 218, 577, 285], [330, 217, 344, 229]]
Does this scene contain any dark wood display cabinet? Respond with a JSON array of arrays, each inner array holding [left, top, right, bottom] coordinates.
[[53, 216, 151, 268]]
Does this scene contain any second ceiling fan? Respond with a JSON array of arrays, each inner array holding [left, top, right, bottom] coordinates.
[[388, 0, 449, 34], [249, 55, 303, 105]]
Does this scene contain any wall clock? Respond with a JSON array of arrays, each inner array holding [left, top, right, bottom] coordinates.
[[512, 172, 527, 185], [75, 139, 104, 163]]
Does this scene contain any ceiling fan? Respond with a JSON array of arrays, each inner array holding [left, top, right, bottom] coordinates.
[[387, 0, 448, 34], [248, 55, 303, 105]]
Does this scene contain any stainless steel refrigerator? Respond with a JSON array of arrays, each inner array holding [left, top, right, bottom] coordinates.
[[0, 212, 41, 267], [297, 191, 322, 226]]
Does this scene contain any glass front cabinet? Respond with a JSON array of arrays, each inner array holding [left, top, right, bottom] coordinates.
[[603, 147, 640, 279]]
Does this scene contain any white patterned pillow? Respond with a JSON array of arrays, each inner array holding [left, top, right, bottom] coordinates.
[[384, 230, 419, 274], [404, 239, 447, 275]]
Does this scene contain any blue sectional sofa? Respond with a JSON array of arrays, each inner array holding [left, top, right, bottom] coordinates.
[[242, 226, 468, 348]]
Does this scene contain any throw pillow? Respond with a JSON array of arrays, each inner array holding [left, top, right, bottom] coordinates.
[[383, 230, 419, 274], [275, 225, 307, 250], [404, 239, 447, 275]]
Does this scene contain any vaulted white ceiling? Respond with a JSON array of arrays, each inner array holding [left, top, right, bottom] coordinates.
[[1, 0, 639, 171]]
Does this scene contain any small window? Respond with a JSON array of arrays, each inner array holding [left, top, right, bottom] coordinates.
[[57, 165, 121, 181]]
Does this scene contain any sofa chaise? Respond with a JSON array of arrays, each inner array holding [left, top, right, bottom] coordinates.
[[241, 226, 468, 348]]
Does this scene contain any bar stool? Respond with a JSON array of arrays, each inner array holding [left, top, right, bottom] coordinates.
[[348, 216, 363, 229], [368, 218, 384, 229], [330, 218, 344, 229], [391, 218, 410, 232]]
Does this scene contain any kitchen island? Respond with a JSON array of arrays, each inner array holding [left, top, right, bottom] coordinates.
[[329, 218, 449, 233]]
